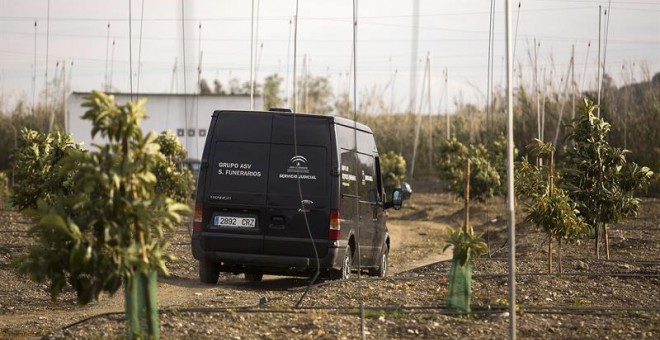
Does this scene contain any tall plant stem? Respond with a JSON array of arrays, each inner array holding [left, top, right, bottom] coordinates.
[[604, 223, 610, 260]]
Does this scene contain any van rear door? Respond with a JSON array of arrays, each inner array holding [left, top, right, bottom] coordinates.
[[201, 111, 272, 254], [264, 114, 331, 259]]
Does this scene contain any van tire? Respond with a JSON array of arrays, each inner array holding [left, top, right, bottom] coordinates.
[[369, 245, 389, 278], [199, 260, 220, 284], [330, 247, 352, 280], [244, 273, 264, 282]]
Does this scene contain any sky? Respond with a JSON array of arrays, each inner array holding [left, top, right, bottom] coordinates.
[[0, 0, 658, 114]]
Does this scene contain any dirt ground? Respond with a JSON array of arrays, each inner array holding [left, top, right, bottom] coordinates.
[[0, 178, 658, 339]]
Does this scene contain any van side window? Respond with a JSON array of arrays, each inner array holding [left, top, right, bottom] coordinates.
[[358, 153, 378, 203], [340, 149, 357, 193], [374, 156, 384, 203]]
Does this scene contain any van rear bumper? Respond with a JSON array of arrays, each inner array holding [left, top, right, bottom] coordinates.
[[191, 234, 345, 271]]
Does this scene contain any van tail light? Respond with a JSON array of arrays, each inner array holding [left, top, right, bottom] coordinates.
[[193, 202, 203, 232], [329, 209, 341, 240]]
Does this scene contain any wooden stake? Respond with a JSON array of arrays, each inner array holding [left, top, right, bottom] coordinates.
[[558, 238, 563, 275], [548, 235, 553, 274], [595, 225, 600, 259], [548, 149, 554, 274], [464, 158, 471, 234]]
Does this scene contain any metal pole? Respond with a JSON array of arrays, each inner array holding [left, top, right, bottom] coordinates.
[[104, 22, 110, 91], [110, 41, 115, 91], [45, 0, 51, 131], [249, 0, 255, 110], [444, 69, 449, 139], [409, 0, 419, 113], [571, 44, 575, 121], [534, 38, 540, 141], [596, 5, 602, 117], [505, 0, 517, 339], [292, 1, 299, 112], [285, 18, 292, 106], [353, 0, 360, 280]]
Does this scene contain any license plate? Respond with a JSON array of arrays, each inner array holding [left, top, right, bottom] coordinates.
[[213, 216, 256, 228]]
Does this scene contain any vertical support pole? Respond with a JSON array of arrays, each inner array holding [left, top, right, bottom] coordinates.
[[444, 69, 449, 139], [596, 5, 602, 117], [534, 38, 540, 142], [571, 45, 576, 121], [249, 0, 255, 110], [505, 0, 517, 338], [409, 0, 420, 114], [352, 0, 361, 280], [292, 1, 299, 112]]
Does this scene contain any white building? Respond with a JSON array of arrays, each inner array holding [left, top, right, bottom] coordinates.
[[66, 92, 262, 160]]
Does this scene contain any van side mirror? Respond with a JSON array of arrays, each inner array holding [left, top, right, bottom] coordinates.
[[390, 188, 403, 210], [400, 182, 412, 200]]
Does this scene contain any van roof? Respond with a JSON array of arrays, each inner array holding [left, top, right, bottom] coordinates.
[[212, 110, 373, 135]]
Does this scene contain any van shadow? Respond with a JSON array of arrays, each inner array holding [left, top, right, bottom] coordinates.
[[218, 276, 313, 292], [160, 274, 314, 292]]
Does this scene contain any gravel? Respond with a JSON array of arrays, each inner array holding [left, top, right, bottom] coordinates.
[[0, 194, 658, 339]]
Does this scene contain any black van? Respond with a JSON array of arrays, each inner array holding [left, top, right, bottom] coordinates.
[[191, 110, 404, 283]]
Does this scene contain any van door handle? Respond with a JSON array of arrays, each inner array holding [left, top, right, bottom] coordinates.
[[299, 200, 314, 213]]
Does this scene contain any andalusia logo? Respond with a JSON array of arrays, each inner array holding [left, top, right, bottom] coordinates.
[[287, 155, 310, 173]]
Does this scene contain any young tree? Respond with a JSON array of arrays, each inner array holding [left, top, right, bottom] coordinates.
[[213, 79, 225, 95], [443, 159, 488, 313], [10, 128, 81, 210], [14, 91, 189, 338], [241, 80, 261, 96], [0, 171, 9, 210], [518, 139, 589, 273], [380, 151, 407, 194], [199, 78, 212, 94], [154, 131, 194, 202], [297, 75, 333, 114], [262, 73, 284, 110], [563, 99, 653, 259], [486, 133, 511, 196], [436, 138, 500, 203], [334, 92, 352, 118], [228, 78, 243, 95]]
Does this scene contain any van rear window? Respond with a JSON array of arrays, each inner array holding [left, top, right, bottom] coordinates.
[[271, 114, 331, 146], [216, 111, 272, 143]]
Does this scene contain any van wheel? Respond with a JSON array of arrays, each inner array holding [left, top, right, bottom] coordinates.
[[330, 247, 352, 280], [369, 246, 389, 278], [244, 273, 264, 282], [199, 260, 220, 284]]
